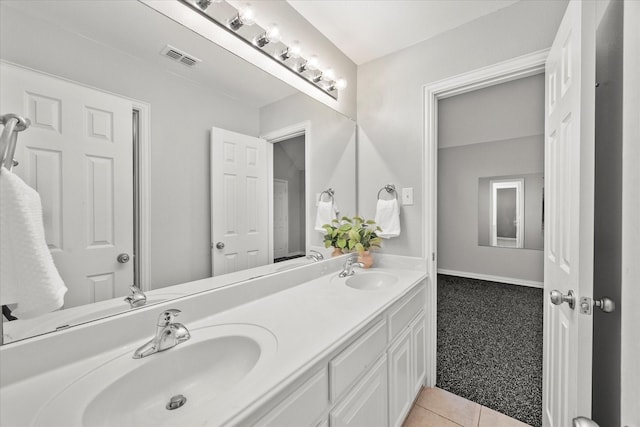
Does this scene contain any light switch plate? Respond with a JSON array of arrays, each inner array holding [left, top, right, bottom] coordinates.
[[402, 187, 414, 205]]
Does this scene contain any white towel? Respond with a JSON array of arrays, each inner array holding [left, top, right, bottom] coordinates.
[[0, 167, 67, 318], [375, 198, 401, 238], [315, 200, 339, 232]]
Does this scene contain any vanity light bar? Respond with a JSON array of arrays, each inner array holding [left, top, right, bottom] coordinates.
[[180, 0, 346, 100]]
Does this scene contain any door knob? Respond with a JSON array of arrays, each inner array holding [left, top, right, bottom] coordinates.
[[215, 242, 225, 249], [579, 296, 615, 315], [550, 289, 575, 309], [594, 297, 615, 313], [117, 253, 131, 263]]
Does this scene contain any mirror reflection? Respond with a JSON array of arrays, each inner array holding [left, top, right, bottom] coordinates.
[[0, 0, 356, 344], [477, 174, 544, 250]]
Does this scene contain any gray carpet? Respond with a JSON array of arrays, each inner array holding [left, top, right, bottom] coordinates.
[[436, 274, 543, 427]]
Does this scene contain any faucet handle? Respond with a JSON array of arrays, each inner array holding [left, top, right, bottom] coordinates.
[[157, 309, 181, 327]]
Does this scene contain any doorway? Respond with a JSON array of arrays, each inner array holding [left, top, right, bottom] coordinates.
[[272, 134, 306, 262], [435, 73, 545, 426]]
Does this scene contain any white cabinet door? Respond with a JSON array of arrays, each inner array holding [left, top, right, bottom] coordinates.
[[411, 312, 427, 395], [331, 356, 388, 427], [388, 328, 413, 427]]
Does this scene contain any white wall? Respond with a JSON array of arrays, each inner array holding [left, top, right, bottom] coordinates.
[[260, 93, 357, 249], [438, 137, 544, 283], [356, 0, 568, 258], [437, 74, 544, 283]]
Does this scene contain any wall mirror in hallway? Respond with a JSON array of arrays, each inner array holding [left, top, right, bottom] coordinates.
[[477, 173, 544, 250], [0, 0, 355, 344]]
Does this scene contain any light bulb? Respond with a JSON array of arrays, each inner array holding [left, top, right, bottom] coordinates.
[[335, 78, 348, 90], [288, 41, 302, 59], [307, 55, 319, 71], [322, 68, 336, 81], [239, 4, 255, 26], [266, 25, 281, 44], [230, 3, 255, 30]]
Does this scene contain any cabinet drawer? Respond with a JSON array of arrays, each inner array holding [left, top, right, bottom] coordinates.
[[388, 284, 425, 342], [255, 368, 329, 427], [329, 318, 387, 401]]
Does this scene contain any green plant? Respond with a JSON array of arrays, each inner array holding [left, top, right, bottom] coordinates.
[[323, 216, 382, 252], [322, 218, 348, 250]]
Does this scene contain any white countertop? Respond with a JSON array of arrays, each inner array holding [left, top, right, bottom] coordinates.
[[0, 256, 427, 427]]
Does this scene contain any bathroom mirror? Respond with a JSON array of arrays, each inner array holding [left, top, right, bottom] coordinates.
[[0, 0, 356, 343], [477, 174, 544, 250]]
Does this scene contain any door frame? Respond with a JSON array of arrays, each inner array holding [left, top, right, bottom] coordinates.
[[273, 178, 289, 258], [490, 178, 524, 248], [421, 49, 549, 387], [262, 121, 311, 262], [131, 101, 150, 292]]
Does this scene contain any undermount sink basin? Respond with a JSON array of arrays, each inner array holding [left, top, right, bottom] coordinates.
[[34, 323, 277, 427], [345, 271, 399, 291]]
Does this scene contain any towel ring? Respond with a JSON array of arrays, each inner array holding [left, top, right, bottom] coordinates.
[[377, 184, 397, 200], [319, 188, 335, 203]]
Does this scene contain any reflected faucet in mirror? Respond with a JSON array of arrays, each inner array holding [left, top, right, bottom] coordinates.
[[306, 250, 324, 262], [124, 286, 147, 308]]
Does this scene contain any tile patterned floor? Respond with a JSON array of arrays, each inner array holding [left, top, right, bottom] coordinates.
[[403, 387, 532, 427]]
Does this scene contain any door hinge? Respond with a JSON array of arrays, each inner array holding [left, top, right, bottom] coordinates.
[[432, 252, 435, 261]]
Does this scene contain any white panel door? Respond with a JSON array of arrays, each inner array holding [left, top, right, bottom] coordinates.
[[0, 63, 134, 308], [543, 1, 596, 426], [273, 179, 288, 259], [211, 127, 268, 275]]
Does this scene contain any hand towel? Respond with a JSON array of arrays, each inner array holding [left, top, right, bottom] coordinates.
[[0, 167, 67, 318], [315, 200, 338, 232], [375, 198, 401, 238]]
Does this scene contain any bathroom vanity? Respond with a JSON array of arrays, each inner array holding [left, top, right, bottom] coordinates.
[[0, 255, 427, 427]]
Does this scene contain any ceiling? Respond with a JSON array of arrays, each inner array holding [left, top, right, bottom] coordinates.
[[287, 0, 520, 65]]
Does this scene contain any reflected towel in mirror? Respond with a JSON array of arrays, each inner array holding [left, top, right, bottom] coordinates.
[[375, 198, 401, 238], [314, 200, 339, 232], [0, 167, 67, 318]]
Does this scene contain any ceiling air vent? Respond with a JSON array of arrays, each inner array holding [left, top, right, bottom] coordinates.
[[160, 45, 201, 67]]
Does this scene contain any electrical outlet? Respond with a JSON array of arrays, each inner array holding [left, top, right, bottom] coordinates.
[[402, 187, 414, 205]]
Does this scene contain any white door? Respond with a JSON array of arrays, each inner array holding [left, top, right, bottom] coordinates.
[[0, 63, 134, 308], [210, 127, 269, 275], [543, 1, 596, 425], [273, 179, 288, 259]]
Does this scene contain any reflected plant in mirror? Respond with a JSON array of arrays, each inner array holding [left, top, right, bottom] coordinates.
[[0, 0, 356, 344], [478, 173, 544, 250]]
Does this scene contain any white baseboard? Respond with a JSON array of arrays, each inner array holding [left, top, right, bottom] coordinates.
[[437, 268, 543, 288]]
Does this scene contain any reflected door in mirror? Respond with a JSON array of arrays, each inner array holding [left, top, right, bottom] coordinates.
[[1, 63, 134, 309], [211, 127, 269, 275]]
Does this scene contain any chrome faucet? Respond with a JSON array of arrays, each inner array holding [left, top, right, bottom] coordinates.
[[306, 250, 324, 262], [124, 285, 147, 308], [339, 256, 365, 278], [132, 309, 190, 359]]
